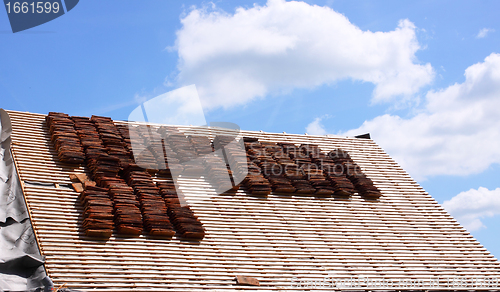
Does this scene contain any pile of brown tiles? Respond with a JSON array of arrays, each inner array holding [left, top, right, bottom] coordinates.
[[87, 154, 121, 185], [163, 128, 197, 163], [125, 125, 163, 170], [203, 154, 234, 193], [141, 126, 166, 170], [221, 137, 248, 190], [168, 206, 205, 240], [83, 143, 143, 235], [69, 116, 115, 237], [46, 111, 383, 242], [189, 135, 213, 156], [242, 138, 273, 195], [72, 116, 108, 173], [350, 172, 381, 198], [157, 126, 182, 176], [123, 164, 174, 237], [115, 124, 131, 150], [329, 149, 381, 198], [244, 160, 270, 195], [108, 179, 143, 235], [72, 116, 103, 150], [174, 135, 208, 176], [79, 182, 114, 238], [157, 181, 205, 240], [160, 127, 206, 175], [258, 142, 296, 193], [157, 180, 180, 206], [46, 112, 85, 163], [92, 116, 133, 166], [211, 135, 246, 193], [281, 143, 316, 194], [300, 144, 335, 196], [89, 116, 143, 235], [324, 149, 356, 196], [44, 112, 211, 240]]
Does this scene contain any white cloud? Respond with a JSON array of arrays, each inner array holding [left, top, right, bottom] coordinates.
[[306, 116, 328, 135], [477, 28, 495, 39], [443, 187, 500, 231], [343, 53, 500, 180], [172, 0, 433, 110]]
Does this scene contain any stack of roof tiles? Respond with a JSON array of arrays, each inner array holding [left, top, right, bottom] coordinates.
[[167, 206, 205, 240], [86, 153, 121, 188], [115, 124, 131, 150], [45, 111, 382, 242], [92, 116, 133, 166], [157, 181, 205, 240], [191, 134, 219, 186], [161, 127, 205, 175], [219, 136, 248, 190], [108, 179, 143, 235], [72, 116, 117, 187], [300, 144, 336, 196], [211, 135, 245, 193], [77, 117, 108, 165], [45, 112, 85, 163], [268, 143, 298, 193], [79, 134, 143, 235], [242, 138, 273, 195], [329, 148, 381, 198], [258, 142, 296, 193], [189, 135, 213, 156], [90, 116, 143, 235], [321, 149, 356, 196], [280, 143, 316, 194], [72, 116, 103, 150], [141, 126, 166, 170], [163, 128, 197, 163], [125, 125, 163, 170], [78, 182, 114, 238], [123, 164, 174, 237], [156, 126, 182, 176], [348, 167, 381, 198], [203, 154, 234, 193], [66, 115, 113, 238], [44, 113, 210, 239], [157, 180, 180, 206]]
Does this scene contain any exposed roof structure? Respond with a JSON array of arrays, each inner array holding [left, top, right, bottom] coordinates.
[[3, 109, 500, 291]]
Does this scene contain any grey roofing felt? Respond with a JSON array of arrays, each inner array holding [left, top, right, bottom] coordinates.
[[0, 109, 52, 292]]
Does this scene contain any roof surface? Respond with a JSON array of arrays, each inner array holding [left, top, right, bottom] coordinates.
[[6, 110, 500, 291]]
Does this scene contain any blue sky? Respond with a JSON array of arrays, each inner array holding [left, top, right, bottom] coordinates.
[[1, 1, 500, 257]]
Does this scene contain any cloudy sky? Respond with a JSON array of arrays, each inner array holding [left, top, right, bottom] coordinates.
[[1, 0, 499, 257]]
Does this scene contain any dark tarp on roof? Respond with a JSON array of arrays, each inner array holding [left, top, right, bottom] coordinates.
[[0, 109, 52, 292]]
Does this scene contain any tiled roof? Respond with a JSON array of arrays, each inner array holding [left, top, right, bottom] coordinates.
[[6, 110, 500, 291]]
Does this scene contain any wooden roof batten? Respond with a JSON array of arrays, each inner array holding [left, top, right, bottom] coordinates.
[[5, 109, 500, 292]]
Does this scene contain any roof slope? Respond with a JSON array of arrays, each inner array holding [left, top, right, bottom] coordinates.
[[6, 110, 500, 291]]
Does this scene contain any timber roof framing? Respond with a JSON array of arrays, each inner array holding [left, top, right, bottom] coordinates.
[[6, 110, 500, 291]]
